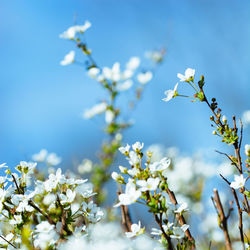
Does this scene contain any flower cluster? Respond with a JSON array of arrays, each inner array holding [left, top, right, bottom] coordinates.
[[112, 142, 195, 248], [0, 161, 103, 249]]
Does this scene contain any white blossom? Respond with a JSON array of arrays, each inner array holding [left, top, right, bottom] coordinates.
[[83, 102, 107, 119], [105, 110, 115, 124], [245, 144, 250, 157], [137, 177, 160, 192], [78, 159, 93, 174], [114, 179, 141, 207], [137, 71, 153, 84], [125, 221, 144, 238], [177, 68, 195, 82], [60, 51, 75, 66], [132, 142, 144, 152], [119, 144, 130, 154], [126, 57, 140, 70], [88, 67, 100, 78], [170, 224, 189, 239], [242, 110, 250, 127], [32, 149, 48, 162], [117, 79, 133, 91], [128, 151, 139, 166], [162, 83, 178, 102], [175, 202, 189, 214], [102, 62, 121, 82], [230, 175, 246, 189], [59, 21, 91, 40], [60, 189, 76, 205]]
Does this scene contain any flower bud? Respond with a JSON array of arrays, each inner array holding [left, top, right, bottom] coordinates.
[[245, 144, 250, 157], [222, 115, 227, 123]]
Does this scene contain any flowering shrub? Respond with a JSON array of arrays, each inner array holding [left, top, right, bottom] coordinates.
[[1, 20, 249, 250]]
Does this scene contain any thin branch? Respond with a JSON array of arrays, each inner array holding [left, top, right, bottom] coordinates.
[[220, 175, 245, 250], [215, 150, 240, 172], [0, 235, 16, 248], [166, 188, 195, 247], [212, 189, 232, 250]]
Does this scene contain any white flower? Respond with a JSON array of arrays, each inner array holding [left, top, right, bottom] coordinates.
[[242, 110, 250, 127], [119, 166, 127, 174], [117, 79, 133, 91], [126, 57, 140, 70], [32, 149, 48, 162], [170, 224, 189, 239], [114, 179, 141, 207], [43, 193, 57, 206], [59, 21, 91, 40], [127, 167, 139, 177], [105, 110, 115, 124], [222, 115, 227, 123], [111, 172, 124, 183], [60, 51, 75, 66], [88, 67, 100, 78], [149, 157, 171, 177], [137, 71, 153, 84], [245, 144, 250, 157], [9, 214, 22, 225], [175, 202, 189, 214], [125, 221, 144, 238], [102, 62, 121, 82], [78, 159, 93, 174], [119, 144, 130, 154], [60, 189, 76, 205], [162, 83, 178, 102], [128, 151, 139, 166], [230, 175, 246, 189], [137, 177, 160, 192], [132, 142, 144, 152], [46, 153, 61, 166], [177, 68, 195, 82], [83, 102, 107, 119]]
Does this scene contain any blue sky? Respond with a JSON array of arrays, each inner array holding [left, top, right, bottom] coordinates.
[[0, 0, 250, 168]]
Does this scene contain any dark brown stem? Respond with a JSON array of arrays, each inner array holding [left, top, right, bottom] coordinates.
[[0, 235, 16, 248], [220, 175, 245, 249], [166, 188, 195, 247], [212, 189, 232, 250], [154, 213, 173, 250], [28, 201, 56, 225]]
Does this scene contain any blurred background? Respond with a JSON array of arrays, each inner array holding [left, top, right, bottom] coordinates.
[[0, 0, 250, 170]]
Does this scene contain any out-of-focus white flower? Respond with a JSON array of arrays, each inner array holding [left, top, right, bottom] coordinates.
[[46, 153, 61, 166], [102, 62, 121, 82], [174, 202, 189, 214], [88, 67, 100, 78], [117, 79, 133, 91], [126, 57, 140, 70], [78, 159, 93, 174], [105, 110, 115, 124], [119, 144, 130, 154], [59, 21, 91, 40], [43, 193, 57, 206], [242, 110, 250, 127], [137, 177, 160, 192], [170, 224, 189, 239], [111, 172, 124, 183], [177, 68, 195, 82], [245, 144, 250, 157], [145, 50, 164, 63], [162, 83, 178, 102], [230, 175, 246, 189], [132, 142, 144, 152], [0, 163, 7, 169], [114, 179, 141, 207], [83, 102, 107, 119], [60, 51, 75, 66], [122, 69, 134, 80], [32, 149, 48, 162], [137, 71, 153, 84], [125, 221, 144, 238], [0, 233, 14, 247]]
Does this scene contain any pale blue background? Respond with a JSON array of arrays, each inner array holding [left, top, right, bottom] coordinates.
[[0, 0, 250, 170]]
